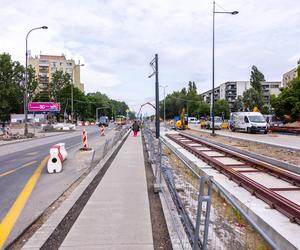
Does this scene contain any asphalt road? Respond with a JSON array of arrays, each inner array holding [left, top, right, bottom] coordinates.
[[0, 125, 111, 248]]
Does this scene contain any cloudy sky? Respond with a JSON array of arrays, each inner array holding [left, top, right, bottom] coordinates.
[[1, 0, 300, 114]]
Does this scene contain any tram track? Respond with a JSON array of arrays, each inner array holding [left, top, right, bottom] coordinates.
[[166, 133, 300, 225]]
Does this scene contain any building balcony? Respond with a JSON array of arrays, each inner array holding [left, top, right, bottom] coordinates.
[[39, 63, 49, 67], [226, 91, 237, 95], [39, 84, 48, 90], [226, 85, 236, 90], [39, 72, 49, 77]]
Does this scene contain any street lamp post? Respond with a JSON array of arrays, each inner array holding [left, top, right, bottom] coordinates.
[[24, 26, 48, 136], [212, 1, 238, 136], [71, 63, 84, 123], [159, 85, 168, 130], [96, 106, 111, 122]]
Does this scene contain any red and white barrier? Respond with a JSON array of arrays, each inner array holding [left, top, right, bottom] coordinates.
[[82, 129, 88, 149], [3, 126, 11, 139], [47, 143, 68, 173], [78, 121, 97, 126], [99, 126, 105, 136]]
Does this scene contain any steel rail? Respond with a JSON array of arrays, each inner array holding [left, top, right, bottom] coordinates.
[[166, 133, 300, 224], [178, 133, 300, 187], [161, 137, 280, 250]]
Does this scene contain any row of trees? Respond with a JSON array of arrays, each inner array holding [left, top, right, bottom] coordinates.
[[159, 81, 230, 119], [0, 53, 129, 122], [160, 65, 299, 122]]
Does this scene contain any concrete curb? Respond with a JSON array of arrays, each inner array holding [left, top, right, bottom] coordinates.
[[22, 130, 130, 249]]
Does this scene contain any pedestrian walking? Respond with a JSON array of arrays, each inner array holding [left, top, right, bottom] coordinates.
[[132, 120, 140, 137]]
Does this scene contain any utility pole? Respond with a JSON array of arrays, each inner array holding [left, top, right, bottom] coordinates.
[[155, 54, 159, 138], [149, 54, 160, 138]]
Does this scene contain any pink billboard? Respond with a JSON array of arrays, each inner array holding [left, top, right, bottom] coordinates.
[[28, 102, 61, 112]]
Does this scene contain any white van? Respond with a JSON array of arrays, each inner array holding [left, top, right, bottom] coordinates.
[[230, 112, 268, 134]]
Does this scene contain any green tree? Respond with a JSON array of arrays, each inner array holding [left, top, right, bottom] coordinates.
[[196, 101, 210, 117], [250, 65, 265, 92], [84, 92, 129, 120], [60, 84, 87, 121], [242, 88, 263, 111], [33, 92, 50, 102], [161, 91, 185, 119], [0, 53, 24, 122], [214, 99, 230, 119], [270, 70, 300, 121], [128, 111, 136, 120], [160, 82, 211, 119], [233, 96, 243, 112], [49, 70, 71, 102], [12, 65, 40, 103], [261, 104, 270, 114], [242, 65, 265, 111]]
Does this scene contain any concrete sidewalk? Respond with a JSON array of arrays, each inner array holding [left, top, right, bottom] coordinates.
[[60, 132, 154, 249]]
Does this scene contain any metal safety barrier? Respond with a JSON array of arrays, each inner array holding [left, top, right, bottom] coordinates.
[[143, 122, 212, 250]]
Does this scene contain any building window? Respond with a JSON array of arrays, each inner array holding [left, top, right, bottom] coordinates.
[[270, 84, 279, 88]]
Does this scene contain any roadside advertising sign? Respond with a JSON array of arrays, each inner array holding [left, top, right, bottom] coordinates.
[[28, 102, 61, 112]]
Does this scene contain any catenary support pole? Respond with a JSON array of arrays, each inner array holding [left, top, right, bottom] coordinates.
[[155, 54, 160, 139]]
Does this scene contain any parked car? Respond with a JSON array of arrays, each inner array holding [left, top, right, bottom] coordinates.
[[263, 114, 284, 128], [188, 117, 199, 124], [230, 112, 267, 134], [206, 116, 222, 130], [221, 120, 229, 129]]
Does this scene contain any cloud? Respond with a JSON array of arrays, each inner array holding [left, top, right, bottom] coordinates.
[[1, 0, 300, 114]]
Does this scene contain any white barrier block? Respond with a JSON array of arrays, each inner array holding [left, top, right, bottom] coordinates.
[[47, 150, 62, 173], [47, 143, 67, 173]]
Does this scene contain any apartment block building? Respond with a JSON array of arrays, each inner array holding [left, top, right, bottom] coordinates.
[[200, 81, 281, 111], [29, 54, 84, 94], [200, 86, 220, 105], [282, 59, 300, 87]]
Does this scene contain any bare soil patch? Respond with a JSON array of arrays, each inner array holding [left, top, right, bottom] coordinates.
[[142, 133, 173, 250]]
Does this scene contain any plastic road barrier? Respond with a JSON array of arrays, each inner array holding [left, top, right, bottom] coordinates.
[[99, 126, 105, 136], [82, 129, 88, 149], [3, 126, 11, 139], [47, 143, 68, 173]]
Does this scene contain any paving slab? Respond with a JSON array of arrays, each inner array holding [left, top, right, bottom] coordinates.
[[202, 151, 225, 157], [215, 157, 243, 165], [60, 133, 154, 249]]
